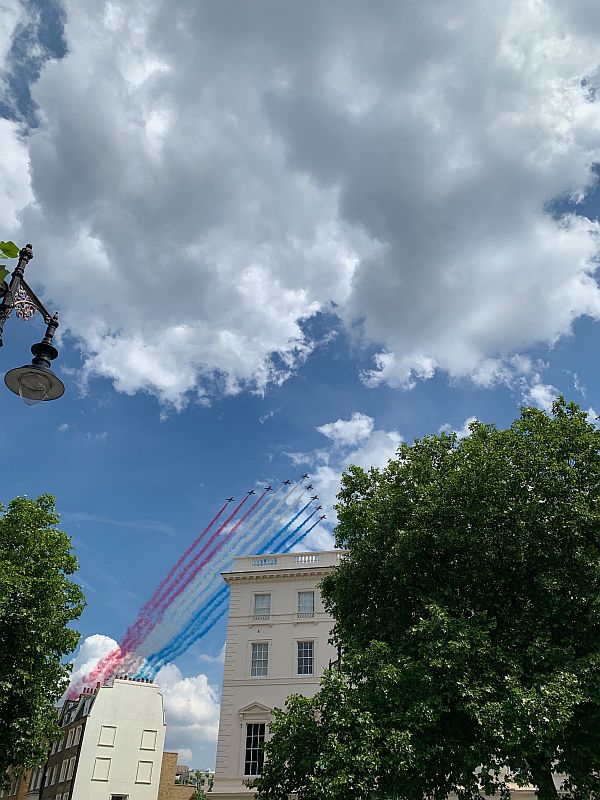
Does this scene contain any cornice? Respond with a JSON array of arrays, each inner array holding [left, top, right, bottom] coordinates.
[[223, 566, 335, 585]]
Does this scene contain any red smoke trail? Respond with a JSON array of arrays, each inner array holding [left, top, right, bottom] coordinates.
[[162, 490, 268, 610], [79, 497, 252, 693]]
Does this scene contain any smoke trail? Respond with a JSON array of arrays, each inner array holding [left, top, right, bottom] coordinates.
[[251, 498, 314, 557], [265, 507, 319, 555], [143, 516, 326, 675], [282, 517, 322, 552], [150, 500, 312, 654], [141, 501, 314, 670], [144, 509, 311, 672], [136, 482, 305, 661]]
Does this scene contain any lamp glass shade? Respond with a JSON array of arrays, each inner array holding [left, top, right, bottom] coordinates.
[[19, 370, 52, 405], [4, 365, 65, 403]]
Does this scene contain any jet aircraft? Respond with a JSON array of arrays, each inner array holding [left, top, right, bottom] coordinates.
[[305, 484, 313, 490], [319, 514, 327, 520], [283, 479, 291, 485], [310, 495, 318, 501], [246, 489, 256, 495], [302, 473, 309, 479], [226, 497, 234, 502], [263, 485, 272, 491]]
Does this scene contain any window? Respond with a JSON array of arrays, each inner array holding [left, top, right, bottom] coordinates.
[[297, 590, 314, 617], [73, 725, 82, 745], [135, 761, 153, 784], [297, 640, 314, 675], [28, 769, 40, 791], [111, 795, 129, 799], [59, 759, 68, 782], [51, 765, 58, 785], [99, 725, 117, 747], [244, 723, 265, 775], [65, 727, 74, 748], [253, 593, 271, 619], [91, 757, 110, 781], [250, 642, 269, 677], [67, 756, 76, 781], [140, 729, 157, 750]]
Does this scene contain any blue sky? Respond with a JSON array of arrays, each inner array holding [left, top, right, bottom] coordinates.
[[2, 0, 600, 767]]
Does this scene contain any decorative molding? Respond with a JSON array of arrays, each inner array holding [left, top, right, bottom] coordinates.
[[223, 567, 335, 586]]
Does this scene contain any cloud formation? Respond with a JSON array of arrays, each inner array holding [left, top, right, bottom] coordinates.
[[2, 0, 600, 404]]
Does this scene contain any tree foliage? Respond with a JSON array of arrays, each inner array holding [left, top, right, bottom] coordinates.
[[255, 400, 600, 800], [0, 495, 85, 779]]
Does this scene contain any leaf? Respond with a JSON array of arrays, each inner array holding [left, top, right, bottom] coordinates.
[[0, 241, 19, 258], [0, 267, 10, 283]]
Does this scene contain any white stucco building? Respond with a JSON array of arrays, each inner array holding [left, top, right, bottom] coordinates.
[[25, 676, 167, 800], [71, 677, 167, 800], [211, 550, 343, 799]]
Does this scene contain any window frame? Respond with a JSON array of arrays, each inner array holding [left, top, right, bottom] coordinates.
[[297, 590, 315, 617], [296, 639, 315, 676], [243, 722, 266, 776], [250, 641, 269, 678], [252, 592, 271, 619]]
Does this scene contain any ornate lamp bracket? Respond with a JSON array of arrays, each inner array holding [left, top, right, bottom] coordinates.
[[14, 278, 52, 323]]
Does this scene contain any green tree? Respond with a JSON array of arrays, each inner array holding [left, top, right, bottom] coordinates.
[[0, 495, 85, 780], [255, 400, 600, 800]]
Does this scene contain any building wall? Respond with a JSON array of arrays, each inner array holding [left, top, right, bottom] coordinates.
[[157, 753, 195, 800], [70, 677, 166, 800], [212, 551, 342, 799]]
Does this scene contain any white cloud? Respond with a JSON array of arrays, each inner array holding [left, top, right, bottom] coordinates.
[[67, 633, 118, 695], [196, 643, 226, 665], [57, 422, 71, 432], [317, 411, 375, 447], [293, 411, 402, 549], [439, 416, 479, 439], [156, 662, 220, 768], [0, 119, 32, 230], [524, 379, 559, 412], [2, 0, 600, 404], [586, 406, 600, 427], [84, 431, 109, 443], [67, 635, 220, 767]]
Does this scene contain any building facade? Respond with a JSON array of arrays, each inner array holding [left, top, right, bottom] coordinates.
[[211, 550, 343, 799]]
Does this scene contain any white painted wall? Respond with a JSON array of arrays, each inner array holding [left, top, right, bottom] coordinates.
[[212, 551, 342, 799], [71, 678, 166, 800]]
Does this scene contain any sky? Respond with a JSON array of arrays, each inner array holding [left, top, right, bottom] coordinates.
[[2, 0, 600, 768]]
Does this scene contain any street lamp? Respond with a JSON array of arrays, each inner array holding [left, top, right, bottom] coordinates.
[[0, 243, 65, 404]]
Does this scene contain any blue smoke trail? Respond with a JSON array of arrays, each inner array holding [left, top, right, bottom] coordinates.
[[282, 517, 321, 552], [261, 507, 318, 556]]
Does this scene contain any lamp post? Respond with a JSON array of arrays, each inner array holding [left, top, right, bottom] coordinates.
[[0, 243, 65, 404]]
